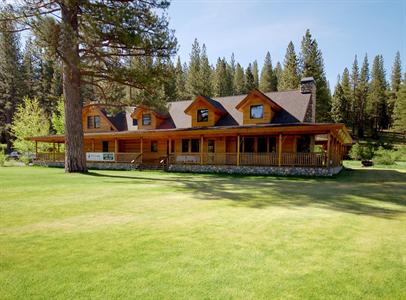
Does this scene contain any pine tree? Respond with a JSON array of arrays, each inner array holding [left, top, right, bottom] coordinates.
[[279, 41, 299, 91], [6, 0, 177, 172], [187, 39, 201, 96], [213, 57, 233, 97], [245, 63, 256, 91], [252, 60, 259, 89], [0, 14, 23, 151], [229, 53, 236, 94], [21, 38, 39, 100], [388, 51, 402, 127], [367, 55, 389, 134], [356, 54, 370, 137], [259, 51, 277, 92], [393, 74, 406, 133], [299, 29, 331, 122], [234, 63, 245, 95], [199, 44, 213, 96], [174, 57, 189, 100], [274, 62, 283, 91], [341, 68, 352, 122], [350, 55, 359, 131], [331, 77, 345, 122]]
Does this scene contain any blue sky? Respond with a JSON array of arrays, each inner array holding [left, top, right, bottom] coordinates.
[[168, 0, 406, 87]]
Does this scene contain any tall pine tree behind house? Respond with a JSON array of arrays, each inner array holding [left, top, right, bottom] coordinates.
[[175, 57, 189, 100], [245, 63, 256, 91], [274, 62, 283, 91], [187, 39, 202, 96], [259, 52, 277, 92], [279, 41, 299, 91], [300, 29, 331, 122], [252, 60, 259, 89], [199, 44, 213, 96], [234, 63, 245, 95]]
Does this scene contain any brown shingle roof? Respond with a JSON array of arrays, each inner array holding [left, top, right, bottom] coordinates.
[[164, 90, 311, 129]]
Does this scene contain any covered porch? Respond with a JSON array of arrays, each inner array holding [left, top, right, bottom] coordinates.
[[30, 123, 351, 172]]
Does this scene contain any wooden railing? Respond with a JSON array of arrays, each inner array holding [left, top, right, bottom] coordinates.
[[168, 152, 328, 168], [36, 152, 142, 164], [116, 153, 142, 163], [36, 152, 65, 162]]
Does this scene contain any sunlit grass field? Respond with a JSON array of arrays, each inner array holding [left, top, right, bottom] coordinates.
[[1, 166, 405, 299]]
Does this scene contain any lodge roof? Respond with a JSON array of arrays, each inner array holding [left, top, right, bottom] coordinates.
[[165, 90, 311, 129]]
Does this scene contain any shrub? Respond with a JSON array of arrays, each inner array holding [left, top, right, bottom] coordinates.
[[373, 147, 395, 165], [393, 145, 406, 162], [349, 143, 374, 160]]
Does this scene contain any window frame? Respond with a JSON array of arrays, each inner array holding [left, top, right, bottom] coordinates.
[[197, 108, 209, 123], [94, 115, 100, 128], [87, 116, 94, 129], [191, 139, 200, 153], [181, 139, 189, 153], [142, 113, 152, 126], [250, 104, 264, 119]]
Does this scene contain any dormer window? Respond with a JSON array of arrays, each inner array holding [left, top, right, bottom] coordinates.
[[142, 113, 151, 126], [87, 115, 100, 129], [250, 105, 263, 119], [197, 109, 209, 122], [132, 118, 137, 126]]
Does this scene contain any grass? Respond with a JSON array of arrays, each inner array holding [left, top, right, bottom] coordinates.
[[1, 166, 405, 299]]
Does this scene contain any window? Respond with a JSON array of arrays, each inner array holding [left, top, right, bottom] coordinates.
[[250, 104, 263, 119], [269, 137, 277, 152], [151, 141, 158, 152], [244, 137, 255, 152], [257, 137, 268, 153], [102, 141, 109, 152], [142, 113, 151, 126], [87, 116, 94, 129], [208, 140, 215, 153], [132, 118, 138, 126], [191, 139, 200, 153], [297, 136, 311, 153], [182, 139, 189, 153], [87, 116, 100, 129], [197, 109, 209, 122], [94, 116, 100, 128]]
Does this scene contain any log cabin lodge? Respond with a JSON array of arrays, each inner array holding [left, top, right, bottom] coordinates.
[[29, 77, 352, 176]]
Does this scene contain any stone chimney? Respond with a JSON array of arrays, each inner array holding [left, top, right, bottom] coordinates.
[[300, 77, 316, 123]]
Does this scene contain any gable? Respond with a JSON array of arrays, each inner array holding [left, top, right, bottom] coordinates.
[[82, 105, 118, 132]]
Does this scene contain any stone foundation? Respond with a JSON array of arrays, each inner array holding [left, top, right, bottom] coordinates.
[[33, 161, 137, 170], [34, 161, 343, 176], [168, 164, 342, 177]]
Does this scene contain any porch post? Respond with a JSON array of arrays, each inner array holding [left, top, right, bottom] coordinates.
[[327, 132, 331, 168], [52, 142, 55, 162], [91, 139, 95, 152], [278, 134, 282, 167], [200, 135, 204, 165], [140, 137, 143, 164], [237, 135, 240, 166], [114, 138, 118, 162], [35, 141, 38, 159]]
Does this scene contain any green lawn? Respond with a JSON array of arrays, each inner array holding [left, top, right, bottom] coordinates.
[[1, 166, 405, 299]]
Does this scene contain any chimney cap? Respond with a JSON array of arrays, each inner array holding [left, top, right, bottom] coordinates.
[[301, 77, 315, 83]]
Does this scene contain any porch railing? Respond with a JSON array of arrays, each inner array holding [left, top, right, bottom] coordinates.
[[168, 152, 329, 168], [35, 152, 142, 164]]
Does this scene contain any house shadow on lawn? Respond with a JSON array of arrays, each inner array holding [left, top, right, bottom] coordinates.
[[86, 168, 406, 219]]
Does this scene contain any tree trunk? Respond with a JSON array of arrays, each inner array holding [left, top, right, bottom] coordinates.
[[61, 2, 87, 173]]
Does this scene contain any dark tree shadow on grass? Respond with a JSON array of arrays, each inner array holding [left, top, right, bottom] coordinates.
[[85, 168, 406, 219]]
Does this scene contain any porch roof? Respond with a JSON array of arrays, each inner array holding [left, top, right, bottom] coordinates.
[[28, 123, 352, 145]]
